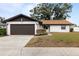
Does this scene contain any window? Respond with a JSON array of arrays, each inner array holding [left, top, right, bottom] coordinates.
[[61, 26, 66, 30]]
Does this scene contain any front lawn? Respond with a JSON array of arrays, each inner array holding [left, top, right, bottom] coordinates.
[[25, 32, 79, 47]]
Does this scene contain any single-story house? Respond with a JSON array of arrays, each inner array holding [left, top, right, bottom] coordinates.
[[4, 14, 73, 35]]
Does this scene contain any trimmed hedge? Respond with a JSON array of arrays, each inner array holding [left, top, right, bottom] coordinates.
[[0, 28, 6, 36], [36, 29, 48, 36]]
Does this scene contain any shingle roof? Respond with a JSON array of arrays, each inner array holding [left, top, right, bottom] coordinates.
[[41, 20, 73, 25], [3, 14, 38, 23]]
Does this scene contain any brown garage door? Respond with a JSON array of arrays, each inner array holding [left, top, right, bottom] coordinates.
[[11, 24, 35, 35]]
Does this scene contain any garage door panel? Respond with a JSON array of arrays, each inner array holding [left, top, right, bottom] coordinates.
[[11, 24, 35, 35]]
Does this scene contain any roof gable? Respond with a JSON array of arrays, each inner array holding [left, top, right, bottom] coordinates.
[[4, 14, 37, 22]]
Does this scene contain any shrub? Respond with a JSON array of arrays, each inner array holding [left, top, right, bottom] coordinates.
[[36, 29, 48, 36], [0, 28, 6, 36]]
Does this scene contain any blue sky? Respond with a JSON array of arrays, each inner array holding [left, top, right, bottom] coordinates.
[[0, 3, 79, 25], [0, 3, 37, 18], [70, 3, 79, 25]]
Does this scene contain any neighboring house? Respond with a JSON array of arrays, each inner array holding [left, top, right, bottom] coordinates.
[[73, 27, 79, 32], [0, 22, 6, 28], [4, 14, 73, 35]]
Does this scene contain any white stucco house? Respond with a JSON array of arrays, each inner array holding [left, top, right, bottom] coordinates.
[[3, 14, 73, 35], [41, 20, 73, 32]]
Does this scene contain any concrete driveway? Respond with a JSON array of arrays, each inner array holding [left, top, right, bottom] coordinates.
[[0, 35, 33, 48], [0, 35, 33, 56]]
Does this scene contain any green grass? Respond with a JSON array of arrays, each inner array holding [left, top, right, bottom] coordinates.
[[26, 32, 79, 47], [51, 32, 79, 42]]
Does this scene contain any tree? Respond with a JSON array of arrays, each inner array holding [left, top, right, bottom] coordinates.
[[30, 3, 72, 20], [0, 17, 5, 22]]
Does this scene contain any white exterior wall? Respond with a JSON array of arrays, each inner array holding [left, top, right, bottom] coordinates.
[[7, 21, 39, 35], [49, 25, 70, 32], [73, 27, 79, 32]]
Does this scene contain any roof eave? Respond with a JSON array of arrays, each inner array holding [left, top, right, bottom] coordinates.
[[3, 14, 38, 23]]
